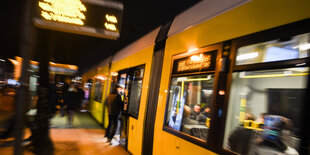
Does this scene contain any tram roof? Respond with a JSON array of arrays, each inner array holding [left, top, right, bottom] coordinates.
[[95, 0, 251, 69], [95, 27, 161, 68], [168, 0, 250, 37]]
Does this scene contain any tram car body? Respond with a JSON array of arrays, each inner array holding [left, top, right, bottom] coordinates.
[[82, 0, 310, 154]]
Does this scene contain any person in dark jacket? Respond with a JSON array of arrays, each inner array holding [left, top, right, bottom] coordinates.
[[189, 104, 201, 120], [49, 83, 58, 118], [104, 86, 123, 143], [228, 113, 255, 154], [76, 83, 85, 111], [197, 106, 211, 125], [64, 83, 79, 127]]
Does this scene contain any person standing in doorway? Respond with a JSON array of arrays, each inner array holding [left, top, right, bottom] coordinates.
[[104, 86, 123, 144]]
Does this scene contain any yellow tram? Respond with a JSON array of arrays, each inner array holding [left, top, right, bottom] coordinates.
[[83, 0, 310, 154]]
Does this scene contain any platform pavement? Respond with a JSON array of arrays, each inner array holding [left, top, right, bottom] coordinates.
[[0, 112, 129, 155]]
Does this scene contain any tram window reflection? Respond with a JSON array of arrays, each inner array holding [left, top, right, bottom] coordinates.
[[128, 67, 144, 118], [223, 67, 308, 155], [93, 79, 104, 102], [236, 33, 310, 65], [165, 74, 214, 141]]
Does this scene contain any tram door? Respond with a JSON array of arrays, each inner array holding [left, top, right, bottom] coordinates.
[[116, 65, 145, 149], [116, 71, 129, 148]]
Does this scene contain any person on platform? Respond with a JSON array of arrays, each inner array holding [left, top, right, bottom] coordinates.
[[64, 83, 79, 128], [104, 86, 123, 144], [75, 83, 85, 111]]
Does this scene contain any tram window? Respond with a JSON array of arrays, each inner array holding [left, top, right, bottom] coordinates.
[[236, 33, 310, 65], [128, 67, 144, 118], [223, 67, 308, 154], [94, 79, 104, 102], [109, 75, 118, 94], [165, 74, 214, 141]]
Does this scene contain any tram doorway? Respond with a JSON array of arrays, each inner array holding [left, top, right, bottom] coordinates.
[[111, 65, 145, 149]]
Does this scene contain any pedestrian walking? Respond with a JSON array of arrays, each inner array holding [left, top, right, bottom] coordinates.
[[63, 83, 79, 127]]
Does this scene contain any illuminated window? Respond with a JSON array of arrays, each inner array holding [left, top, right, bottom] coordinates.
[[223, 67, 308, 154], [236, 33, 310, 65], [165, 74, 215, 141], [94, 79, 104, 102], [128, 67, 144, 118]]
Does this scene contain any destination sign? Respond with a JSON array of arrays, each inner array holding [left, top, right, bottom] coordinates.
[[34, 0, 123, 39], [172, 50, 217, 75]]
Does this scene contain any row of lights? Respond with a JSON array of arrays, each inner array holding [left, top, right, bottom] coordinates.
[[93, 71, 118, 81]]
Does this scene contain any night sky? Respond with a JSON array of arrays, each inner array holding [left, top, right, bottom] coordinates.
[[0, 0, 200, 74]]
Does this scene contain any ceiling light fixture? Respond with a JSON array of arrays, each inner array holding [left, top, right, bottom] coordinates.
[[236, 52, 258, 61]]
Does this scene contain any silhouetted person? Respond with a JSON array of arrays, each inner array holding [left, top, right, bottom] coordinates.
[[104, 86, 123, 143], [49, 82, 58, 117], [228, 113, 255, 154], [76, 83, 85, 111], [64, 83, 79, 127]]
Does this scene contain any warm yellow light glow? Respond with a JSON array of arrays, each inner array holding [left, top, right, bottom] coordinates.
[[95, 75, 107, 81], [187, 48, 198, 53], [293, 43, 310, 50], [241, 73, 308, 78], [218, 90, 225, 95], [190, 54, 204, 61], [236, 52, 258, 61], [111, 72, 118, 76], [104, 22, 117, 31], [177, 54, 211, 72], [105, 14, 117, 23], [38, 0, 87, 25], [190, 55, 201, 61], [184, 78, 210, 82], [68, 65, 78, 70], [41, 11, 52, 20], [177, 75, 212, 82]]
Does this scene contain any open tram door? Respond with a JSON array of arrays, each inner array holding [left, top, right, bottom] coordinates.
[[115, 71, 128, 148], [114, 65, 145, 149]]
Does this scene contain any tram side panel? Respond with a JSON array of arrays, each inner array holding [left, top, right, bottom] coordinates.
[[110, 45, 154, 155], [88, 66, 110, 125], [165, 0, 310, 55], [153, 0, 310, 154]]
